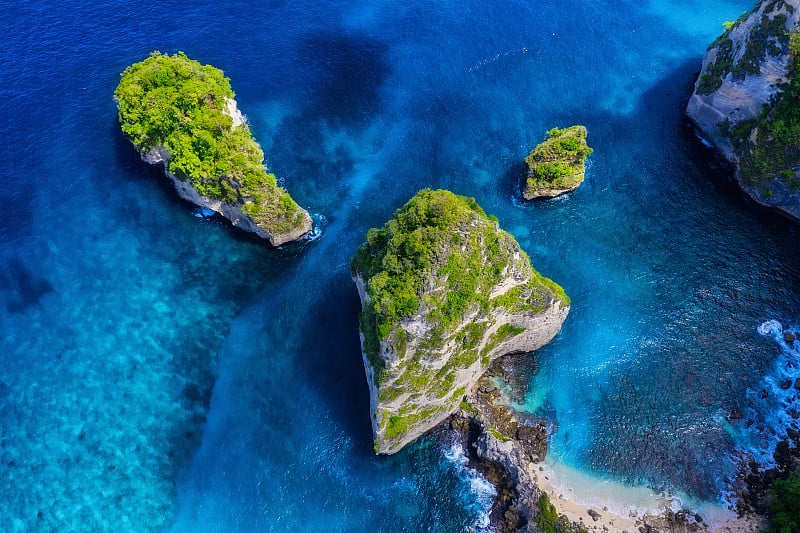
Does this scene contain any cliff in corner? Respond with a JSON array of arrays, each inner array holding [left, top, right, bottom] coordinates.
[[687, 0, 800, 221], [350, 189, 569, 454], [114, 51, 312, 246]]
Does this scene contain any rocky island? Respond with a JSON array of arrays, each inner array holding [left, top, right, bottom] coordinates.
[[522, 126, 593, 200], [350, 188, 569, 455], [687, 0, 800, 221], [114, 51, 312, 245]]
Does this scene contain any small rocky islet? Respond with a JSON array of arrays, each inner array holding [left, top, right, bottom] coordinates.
[[114, 51, 312, 246], [522, 125, 593, 200]]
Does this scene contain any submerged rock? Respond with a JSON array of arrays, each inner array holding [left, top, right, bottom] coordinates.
[[115, 51, 312, 245], [686, 0, 800, 221], [351, 189, 569, 454], [522, 126, 593, 200]]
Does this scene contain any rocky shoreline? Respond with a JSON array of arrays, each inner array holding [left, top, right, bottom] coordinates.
[[438, 354, 549, 532], [438, 352, 800, 533], [686, 120, 800, 226]]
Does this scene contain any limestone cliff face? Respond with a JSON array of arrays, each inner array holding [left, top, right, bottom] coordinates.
[[687, 0, 800, 220], [140, 98, 312, 247], [351, 189, 569, 454]]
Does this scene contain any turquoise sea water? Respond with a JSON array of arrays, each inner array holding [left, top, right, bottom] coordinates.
[[2, 0, 799, 531]]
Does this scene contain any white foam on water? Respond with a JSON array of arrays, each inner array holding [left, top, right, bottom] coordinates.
[[442, 442, 497, 532], [757, 319, 783, 338], [735, 320, 800, 465]]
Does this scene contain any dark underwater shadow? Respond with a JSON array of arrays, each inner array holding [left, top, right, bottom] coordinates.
[[296, 32, 390, 126], [296, 269, 375, 456], [262, 30, 392, 206], [2, 256, 54, 313], [500, 160, 527, 202]]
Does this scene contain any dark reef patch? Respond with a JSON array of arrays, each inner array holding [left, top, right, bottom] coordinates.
[[3, 257, 54, 313]]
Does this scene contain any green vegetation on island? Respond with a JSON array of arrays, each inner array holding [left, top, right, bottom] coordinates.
[[351, 189, 569, 452], [114, 51, 309, 239], [536, 493, 588, 533], [522, 126, 593, 199], [723, 32, 800, 189], [352, 189, 568, 372]]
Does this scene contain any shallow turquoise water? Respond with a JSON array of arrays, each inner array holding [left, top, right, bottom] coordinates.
[[2, 0, 799, 531]]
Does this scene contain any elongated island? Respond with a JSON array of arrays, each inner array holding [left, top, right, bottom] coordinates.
[[115, 51, 312, 245]]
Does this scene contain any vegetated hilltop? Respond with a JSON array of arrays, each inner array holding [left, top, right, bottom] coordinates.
[[351, 189, 569, 454], [522, 125, 593, 200], [687, 0, 800, 221], [115, 51, 312, 245]]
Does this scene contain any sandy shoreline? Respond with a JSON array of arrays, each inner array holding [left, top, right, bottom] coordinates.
[[530, 463, 767, 533], [535, 471, 639, 532]]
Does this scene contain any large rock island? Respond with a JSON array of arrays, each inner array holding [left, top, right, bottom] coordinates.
[[687, 0, 800, 221], [114, 51, 312, 245], [350, 189, 569, 454], [522, 126, 593, 200]]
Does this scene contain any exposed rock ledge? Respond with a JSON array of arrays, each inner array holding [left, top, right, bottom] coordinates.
[[686, 0, 800, 222], [444, 360, 549, 533], [443, 357, 713, 533], [142, 98, 312, 246]]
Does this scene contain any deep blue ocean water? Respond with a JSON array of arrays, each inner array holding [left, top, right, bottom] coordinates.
[[2, 0, 800, 531]]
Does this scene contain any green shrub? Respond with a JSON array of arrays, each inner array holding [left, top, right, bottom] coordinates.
[[536, 493, 587, 533], [733, 13, 788, 80], [769, 474, 800, 533], [697, 38, 734, 94]]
